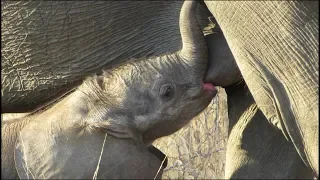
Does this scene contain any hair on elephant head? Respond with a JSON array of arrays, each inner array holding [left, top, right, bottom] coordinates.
[[6, 1, 216, 179]]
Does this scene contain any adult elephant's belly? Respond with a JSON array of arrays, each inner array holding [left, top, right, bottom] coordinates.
[[1, 1, 184, 112]]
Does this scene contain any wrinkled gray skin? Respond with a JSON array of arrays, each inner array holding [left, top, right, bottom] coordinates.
[[1, 1, 216, 179], [225, 82, 314, 179], [205, 20, 315, 178], [204, 1, 319, 177], [1, 1, 211, 113]]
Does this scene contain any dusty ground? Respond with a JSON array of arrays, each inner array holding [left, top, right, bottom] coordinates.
[[153, 88, 228, 179]]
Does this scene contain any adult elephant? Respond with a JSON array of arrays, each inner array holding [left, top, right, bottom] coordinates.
[[204, 1, 319, 177], [2, 1, 213, 112]]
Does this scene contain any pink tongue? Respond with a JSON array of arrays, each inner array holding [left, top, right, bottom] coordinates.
[[203, 83, 215, 91]]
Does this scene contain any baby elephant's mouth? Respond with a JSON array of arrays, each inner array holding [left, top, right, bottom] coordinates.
[[202, 82, 217, 97], [203, 82, 216, 91], [186, 82, 217, 102]]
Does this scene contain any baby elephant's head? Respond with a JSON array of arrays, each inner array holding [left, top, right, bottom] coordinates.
[[81, 55, 216, 144], [79, 0, 216, 144], [78, 1, 216, 143]]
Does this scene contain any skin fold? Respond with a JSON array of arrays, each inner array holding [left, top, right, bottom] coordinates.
[[1, 1, 216, 179], [225, 82, 314, 179], [204, 1, 319, 176]]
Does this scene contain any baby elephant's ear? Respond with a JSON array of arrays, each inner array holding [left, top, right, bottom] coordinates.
[[14, 125, 36, 179]]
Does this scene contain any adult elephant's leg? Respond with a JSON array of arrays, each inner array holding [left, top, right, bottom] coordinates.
[[203, 20, 313, 178], [205, 1, 319, 175], [2, 2, 185, 112], [225, 82, 314, 179]]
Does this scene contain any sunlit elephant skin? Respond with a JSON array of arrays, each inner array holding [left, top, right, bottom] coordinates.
[[203, 24, 315, 178], [204, 1, 319, 176], [225, 82, 314, 179]]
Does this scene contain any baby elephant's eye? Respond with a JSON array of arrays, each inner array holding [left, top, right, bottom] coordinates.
[[160, 83, 174, 100]]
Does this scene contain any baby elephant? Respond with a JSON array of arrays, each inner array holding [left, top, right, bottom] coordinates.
[[1, 1, 216, 179]]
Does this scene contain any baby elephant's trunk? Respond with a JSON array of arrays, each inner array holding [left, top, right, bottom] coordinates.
[[179, 0, 207, 63]]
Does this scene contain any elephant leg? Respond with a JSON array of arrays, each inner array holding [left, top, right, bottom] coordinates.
[[205, 1, 319, 175], [224, 82, 314, 179]]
